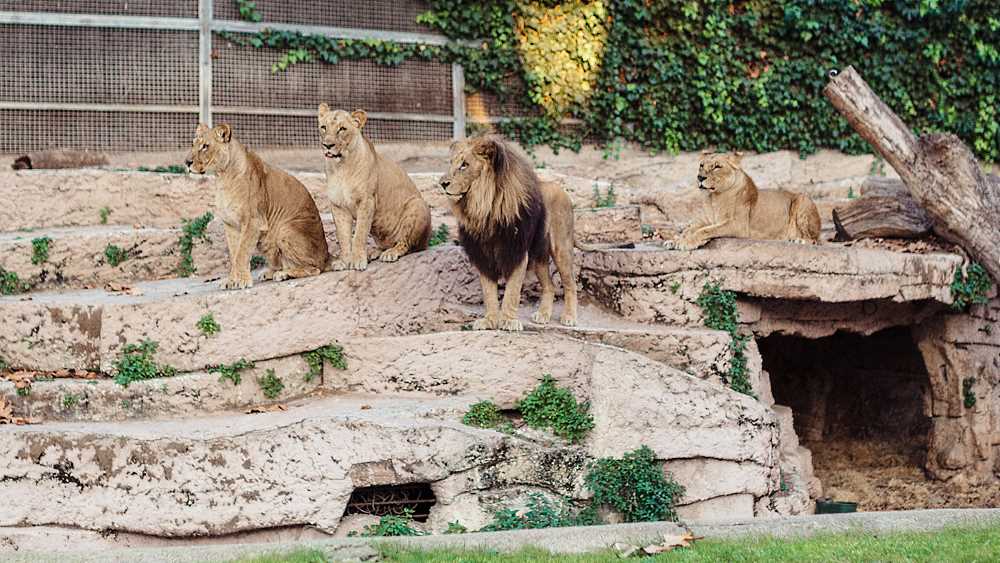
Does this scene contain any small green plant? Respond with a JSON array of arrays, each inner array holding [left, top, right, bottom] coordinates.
[[258, 368, 284, 399], [950, 262, 992, 311], [137, 165, 187, 174], [696, 281, 754, 396], [209, 358, 255, 386], [480, 493, 596, 532], [585, 445, 685, 523], [359, 508, 425, 537], [16, 386, 30, 397], [113, 340, 177, 387], [847, 186, 857, 199], [462, 400, 504, 429], [99, 206, 111, 225], [963, 377, 977, 409], [62, 393, 81, 409], [517, 375, 594, 443], [250, 255, 266, 269], [30, 236, 52, 265], [0, 357, 6, 371], [641, 224, 654, 238], [235, 0, 263, 22], [196, 313, 221, 336], [302, 343, 347, 382], [444, 521, 467, 534], [428, 223, 450, 247], [592, 184, 616, 208], [104, 244, 128, 266], [177, 212, 214, 277], [0, 268, 25, 295], [121, 399, 133, 409], [669, 280, 682, 295]]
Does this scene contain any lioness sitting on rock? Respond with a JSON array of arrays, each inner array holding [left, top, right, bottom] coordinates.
[[440, 135, 578, 331], [186, 123, 330, 289], [317, 105, 432, 271], [676, 153, 821, 250]]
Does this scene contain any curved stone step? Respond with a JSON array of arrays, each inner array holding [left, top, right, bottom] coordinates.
[[0, 339, 779, 537]]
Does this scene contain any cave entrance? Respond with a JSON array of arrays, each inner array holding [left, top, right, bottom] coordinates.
[[759, 327, 933, 510], [344, 483, 437, 522]]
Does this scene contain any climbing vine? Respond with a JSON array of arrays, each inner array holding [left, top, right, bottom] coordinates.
[[228, 1, 999, 161], [696, 281, 754, 397]]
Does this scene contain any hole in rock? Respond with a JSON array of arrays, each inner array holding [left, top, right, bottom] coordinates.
[[761, 327, 935, 510], [344, 483, 437, 522]]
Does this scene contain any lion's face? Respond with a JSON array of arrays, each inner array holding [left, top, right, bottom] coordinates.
[[439, 138, 491, 200], [186, 123, 233, 174], [317, 105, 367, 162], [696, 154, 744, 194]]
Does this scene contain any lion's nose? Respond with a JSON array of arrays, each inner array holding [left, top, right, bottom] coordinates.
[[185, 159, 193, 167], [697, 174, 707, 183], [440, 180, 451, 189], [322, 143, 334, 150]]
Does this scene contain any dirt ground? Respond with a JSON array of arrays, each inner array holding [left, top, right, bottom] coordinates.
[[811, 439, 1000, 512]]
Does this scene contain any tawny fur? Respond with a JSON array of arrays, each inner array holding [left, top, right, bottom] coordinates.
[[677, 153, 822, 250], [12, 149, 108, 170], [439, 135, 578, 331], [317, 105, 432, 271], [186, 123, 329, 289]]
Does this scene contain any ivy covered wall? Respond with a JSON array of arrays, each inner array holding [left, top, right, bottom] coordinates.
[[235, 0, 1000, 160]]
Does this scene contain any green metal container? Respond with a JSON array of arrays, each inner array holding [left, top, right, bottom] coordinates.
[[815, 499, 858, 514]]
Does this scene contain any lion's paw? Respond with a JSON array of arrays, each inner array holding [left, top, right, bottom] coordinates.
[[497, 318, 523, 332], [379, 248, 401, 263], [348, 255, 369, 271], [560, 315, 577, 327], [331, 259, 350, 271], [675, 237, 704, 251], [258, 269, 274, 282], [471, 318, 497, 331], [222, 273, 253, 290], [530, 310, 551, 324], [273, 270, 291, 282]]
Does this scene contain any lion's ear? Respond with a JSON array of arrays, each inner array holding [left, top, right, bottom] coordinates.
[[318, 103, 330, 116], [213, 123, 232, 144], [351, 109, 368, 129], [196, 122, 209, 135], [727, 152, 743, 167], [474, 136, 508, 174]]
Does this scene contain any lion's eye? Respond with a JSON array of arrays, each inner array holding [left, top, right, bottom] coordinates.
[[200, 144, 208, 152], [320, 125, 326, 132], [338, 127, 346, 134], [713, 164, 721, 170], [459, 161, 468, 170]]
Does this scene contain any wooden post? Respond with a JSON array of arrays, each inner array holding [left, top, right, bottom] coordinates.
[[198, 0, 213, 127], [452, 64, 467, 140], [824, 66, 1000, 281]]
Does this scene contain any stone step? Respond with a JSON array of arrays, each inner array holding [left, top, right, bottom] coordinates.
[[0, 338, 779, 537]]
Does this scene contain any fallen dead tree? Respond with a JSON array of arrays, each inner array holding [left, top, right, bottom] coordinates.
[[832, 177, 932, 241], [824, 66, 1000, 281]]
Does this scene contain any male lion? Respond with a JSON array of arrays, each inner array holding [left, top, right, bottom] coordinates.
[[439, 135, 578, 331], [186, 123, 329, 289], [317, 105, 432, 270], [676, 153, 821, 250]]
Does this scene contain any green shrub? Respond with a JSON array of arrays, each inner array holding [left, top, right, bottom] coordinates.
[[30, 236, 52, 265], [444, 521, 467, 534], [196, 313, 221, 336], [359, 508, 425, 537], [16, 386, 30, 397], [428, 223, 450, 247], [99, 206, 111, 225], [177, 212, 214, 277], [113, 340, 176, 387], [951, 262, 993, 311], [585, 445, 685, 523], [517, 374, 594, 443], [480, 493, 596, 532], [104, 244, 128, 266], [963, 377, 977, 409], [62, 393, 81, 409], [137, 165, 187, 174], [592, 184, 616, 208], [462, 400, 504, 428], [0, 268, 26, 295], [258, 369, 284, 399], [696, 281, 754, 396], [209, 358, 255, 386], [302, 343, 347, 382], [0, 357, 6, 371]]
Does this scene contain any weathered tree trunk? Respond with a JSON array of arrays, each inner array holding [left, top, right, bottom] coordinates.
[[833, 178, 932, 240], [824, 66, 1000, 281]]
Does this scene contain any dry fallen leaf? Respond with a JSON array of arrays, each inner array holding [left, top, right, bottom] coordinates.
[[245, 404, 287, 414], [360, 404, 372, 410], [641, 532, 699, 555], [0, 396, 13, 422], [7, 370, 35, 390], [104, 282, 144, 296]]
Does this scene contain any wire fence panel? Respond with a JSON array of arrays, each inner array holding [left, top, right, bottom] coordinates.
[[0, 0, 459, 153]]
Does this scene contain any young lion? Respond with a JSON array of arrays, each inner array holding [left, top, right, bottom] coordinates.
[[186, 123, 329, 289], [439, 135, 578, 331], [676, 153, 821, 250], [317, 105, 432, 271]]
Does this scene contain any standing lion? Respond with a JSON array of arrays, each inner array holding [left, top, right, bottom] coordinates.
[[439, 135, 578, 331], [676, 153, 821, 250], [317, 105, 432, 270], [186, 123, 329, 289]]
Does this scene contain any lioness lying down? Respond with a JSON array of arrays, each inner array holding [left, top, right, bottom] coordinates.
[[317, 105, 432, 271], [677, 153, 821, 250], [440, 135, 578, 331], [186, 123, 330, 289]]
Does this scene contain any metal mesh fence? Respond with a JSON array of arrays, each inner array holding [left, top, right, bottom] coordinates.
[[0, 110, 198, 152], [213, 0, 432, 33], [11, 1, 199, 17], [217, 113, 451, 148]]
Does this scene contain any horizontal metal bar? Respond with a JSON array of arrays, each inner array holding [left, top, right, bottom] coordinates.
[[212, 20, 461, 46], [213, 107, 455, 123], [0, 101, 199, 113], [474, 116, 586, 126], [0, 11, 199, 31]]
